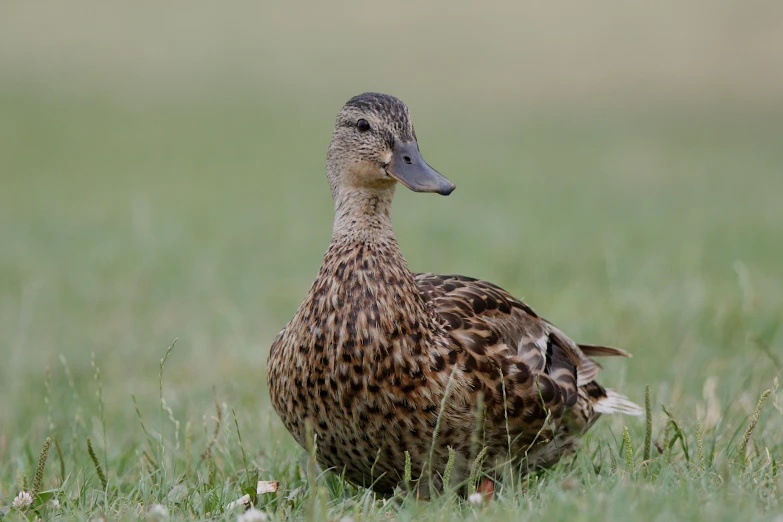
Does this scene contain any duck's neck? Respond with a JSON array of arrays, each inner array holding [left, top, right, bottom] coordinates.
[[328, 185, 410, 287], [332, 186, 396, 242], [298, 185, 443, 356]]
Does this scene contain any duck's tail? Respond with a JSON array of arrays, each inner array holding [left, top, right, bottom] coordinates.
[[578, 343, 632, 358], [593, 389, 643, 415]]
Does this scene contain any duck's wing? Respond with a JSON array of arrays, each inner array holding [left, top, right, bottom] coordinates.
[[414, 273, 641, 421]]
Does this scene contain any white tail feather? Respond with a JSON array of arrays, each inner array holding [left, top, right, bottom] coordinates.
[[594, 390, 643, 416]]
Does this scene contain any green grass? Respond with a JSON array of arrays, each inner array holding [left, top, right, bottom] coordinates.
[[1, 18, 783, 516]]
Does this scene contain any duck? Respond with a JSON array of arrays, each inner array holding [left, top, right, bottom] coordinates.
[[267, 92, 641, 497]]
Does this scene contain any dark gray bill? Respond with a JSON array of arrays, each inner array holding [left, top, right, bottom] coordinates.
[[385, 141, 455, 195]]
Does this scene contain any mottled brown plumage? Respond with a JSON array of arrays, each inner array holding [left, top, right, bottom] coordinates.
[[267, 92, 640, 496]]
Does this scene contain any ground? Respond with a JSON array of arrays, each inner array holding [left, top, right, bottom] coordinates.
[[0, 2, 782, 520]]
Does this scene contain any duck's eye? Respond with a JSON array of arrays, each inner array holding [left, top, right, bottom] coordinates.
[[356, 119, 371, 132]]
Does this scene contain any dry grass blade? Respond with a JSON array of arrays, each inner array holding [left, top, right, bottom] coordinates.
[[661, 405, 689, 462], [87, 437, 108, 490], [232, 408, 249, 477], [426, 365, 458, 493], [468, 446, 489, 495], [403, 450, 412, 486], [200, 387, 222, 463], [737, 389, 772, 466], [30, 437, 51, 500], [623, 426, 633, 473], [53, 435, 65, 484], [643, 384, 652, 462], [442, 446, 455, 490], [695, 421, 706, 471]]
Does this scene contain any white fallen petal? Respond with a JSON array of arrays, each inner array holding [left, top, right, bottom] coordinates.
[[225, 494, 251, 511], [256, 480, 279, 494]]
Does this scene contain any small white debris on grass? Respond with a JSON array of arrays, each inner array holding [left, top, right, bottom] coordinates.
[[147, 503, 169, 520], [166, 483, 188, 504], [237, 507, 269, 522], [49, 498, 60, 509], [225, 493, 251, 511], [256, 480, 279, 495], [12, 491, 33, 509], [468, 492, 483, 505]]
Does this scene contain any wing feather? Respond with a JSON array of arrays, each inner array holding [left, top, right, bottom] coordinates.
[[415, 272, 638, 428]]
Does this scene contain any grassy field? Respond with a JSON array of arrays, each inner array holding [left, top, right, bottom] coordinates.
[[1, 2, 783, 520]]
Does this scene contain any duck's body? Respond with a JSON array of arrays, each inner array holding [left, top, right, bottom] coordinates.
[[267, 93, 639, 495]]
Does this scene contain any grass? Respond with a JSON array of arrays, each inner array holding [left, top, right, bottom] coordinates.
[[1, 89, 780, 521], [1, 3, 783, 517]]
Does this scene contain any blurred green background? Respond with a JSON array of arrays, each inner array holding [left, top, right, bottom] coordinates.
[[0, 0, 781, 510]]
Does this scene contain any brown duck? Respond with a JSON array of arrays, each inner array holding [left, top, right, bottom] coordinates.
[[267, 92, 641, 496]]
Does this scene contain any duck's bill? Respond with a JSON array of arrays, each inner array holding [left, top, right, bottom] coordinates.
[[385, 142, 455, 196]]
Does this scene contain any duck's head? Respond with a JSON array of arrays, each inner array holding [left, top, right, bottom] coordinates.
[[326, 92, 455, 199]]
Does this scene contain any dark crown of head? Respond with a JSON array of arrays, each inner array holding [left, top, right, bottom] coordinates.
[[344, 92, 414, 142]]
